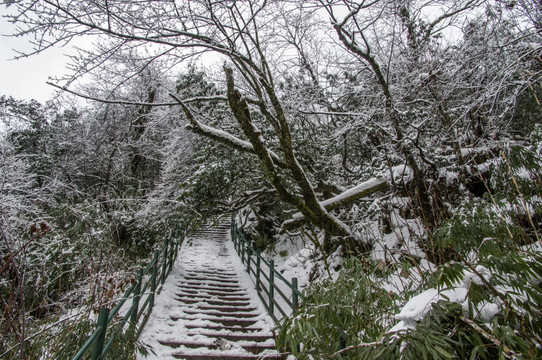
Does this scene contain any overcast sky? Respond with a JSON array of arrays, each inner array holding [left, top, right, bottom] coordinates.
[[0, 12, 73, 104]]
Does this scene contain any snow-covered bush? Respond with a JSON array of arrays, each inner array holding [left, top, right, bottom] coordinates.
[[277, 128, 542, 359], [277, 257, 397, 359]]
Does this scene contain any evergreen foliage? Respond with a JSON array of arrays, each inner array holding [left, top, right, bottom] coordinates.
[[278, 127, 542, 359], [2, 0, 542, 358], [277, 257, 397, 359]]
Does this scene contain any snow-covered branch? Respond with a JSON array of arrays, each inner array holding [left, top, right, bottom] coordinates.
[[47, 82, 227, 107], [169, 93, 287, 169], [282, 166, 412, 230]]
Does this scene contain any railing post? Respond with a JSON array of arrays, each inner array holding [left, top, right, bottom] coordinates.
[[230, 215, 235, 242], [131, 269, 143, 325], [150, 250, 159, 310], [256, 250, 261, 292], [269, 260, 275, 316], [247, 247, 252, 274], [174, 236, 180, 262], [174, 225, 179, 241], [292, 277, 299, 315], [235, 226, 238, 251], [161, 238, 169, 284], [90, 307, 109, 360], [241, 234, 245, 264], [168, 239, 175, 273]]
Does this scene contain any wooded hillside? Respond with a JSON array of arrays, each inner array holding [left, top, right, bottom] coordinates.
[[1, 1, 542, 359]]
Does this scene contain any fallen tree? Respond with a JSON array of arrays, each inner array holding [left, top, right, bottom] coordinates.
[[281, 166, 413, 231]]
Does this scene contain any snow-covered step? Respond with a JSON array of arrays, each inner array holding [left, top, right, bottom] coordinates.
[[172, 314, 260, 328], [183, 275, 240, 283], [176, 291, 251, 299], [177, 292, 250, 300], [170, 355, 283, 360], [137, 224, 284, 360], [183, 323, 265, 332], [186, 332, 275, 342], [160, 339, 276, 353], [194, 305, 258, 313], [185, 271, 239, 278], [176, 298, 252, 307]]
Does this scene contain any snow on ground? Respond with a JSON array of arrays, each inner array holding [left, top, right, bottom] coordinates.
[[265, 233, 314, 293], [136, 228, 277, 359], [236, 202, 517, 346]]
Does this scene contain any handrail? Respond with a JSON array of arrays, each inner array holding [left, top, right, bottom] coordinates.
[[230, 218, 303, 323], [71, 230, 183, 360]]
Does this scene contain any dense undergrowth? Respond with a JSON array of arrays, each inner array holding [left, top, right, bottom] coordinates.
[[0, 97, 169, 359], [275, 131, 542, 359], [2, 1, 542, 359]]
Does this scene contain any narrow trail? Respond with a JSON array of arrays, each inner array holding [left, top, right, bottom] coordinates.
[[138, 223, 284, 360]]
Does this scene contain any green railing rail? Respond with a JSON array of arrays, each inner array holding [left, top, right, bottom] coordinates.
[[231, 219, 303, 323], [72, 233, 182, 360]]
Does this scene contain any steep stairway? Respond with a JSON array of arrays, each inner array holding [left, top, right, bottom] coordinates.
[[138, 223, 284, 360]]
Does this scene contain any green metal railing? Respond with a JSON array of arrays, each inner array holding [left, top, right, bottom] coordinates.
[[72, 234, 182, 360], [231, 219, 303, 323]]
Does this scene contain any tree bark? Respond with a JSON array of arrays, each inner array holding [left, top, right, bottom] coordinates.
[[214, 67, 371, 253], [282, 176, 390, 231]]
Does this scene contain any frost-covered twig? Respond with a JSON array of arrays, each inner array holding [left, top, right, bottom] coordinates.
[[47, 82, 227, 107], [459, 315, 519, 359], [330, 340, 382, 358]]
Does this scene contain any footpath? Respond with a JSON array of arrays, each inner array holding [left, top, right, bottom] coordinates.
[[137, 223, 283, 360]]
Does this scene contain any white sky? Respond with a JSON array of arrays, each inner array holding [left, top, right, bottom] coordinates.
[[0, 12, 73, 103], [0, 1, 476, 105]]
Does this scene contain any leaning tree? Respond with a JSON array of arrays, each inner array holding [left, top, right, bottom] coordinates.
[[5, 0, 541, 252]]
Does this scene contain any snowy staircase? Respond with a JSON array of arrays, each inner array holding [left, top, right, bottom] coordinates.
[[138, 223, 284, 360]]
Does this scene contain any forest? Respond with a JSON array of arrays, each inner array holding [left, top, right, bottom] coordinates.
[[1, 0, 542, 359]]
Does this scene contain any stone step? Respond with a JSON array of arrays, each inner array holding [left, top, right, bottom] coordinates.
[[180, 279, 241, 287], [139, 224, 282, 360], [176, 290, 248, 299], [171, 315, 258, 328], [176, 293, 251, 302], [176, 298, 252, 307], [185, 270, 238, 277], [184, 276, 240, 284], [195, 305, 257, 313], [159, 340, 276, 354], [176, 289, 247, 297], [179, 279, 244, 288], [184, 263, 234, 269], [182, 309, 260, 318], [186, 332, 274, 343], [202, 290, 250, 298], [171, 354, 284, 360], [185, 270, 239, 277], [183, 324, 265, 332], [178, 283, 247, 292]]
